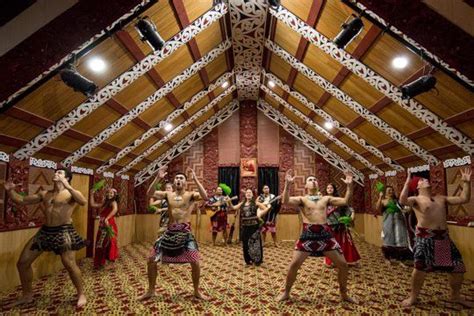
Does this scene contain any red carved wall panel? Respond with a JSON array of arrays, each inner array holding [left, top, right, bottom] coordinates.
[[279, 127, 295, 214], [240, 101, 258, 192], [203, 131, 219, 196]]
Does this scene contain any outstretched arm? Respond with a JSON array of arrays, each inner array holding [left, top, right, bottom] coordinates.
[[256, 201, 271, 219], [282, 169, 303, 206], [329, 172, 353, 207], [446, 168, 471, 205], [104, 201, 118, 224], [400, 170, 416, 207], [58, 174, 86, 206], [89, 190, 103, 208], [147, 168, 167, 199], [375, 192, 384, 213], [4, 181, 43, 205], [188, 167, 208, 201]]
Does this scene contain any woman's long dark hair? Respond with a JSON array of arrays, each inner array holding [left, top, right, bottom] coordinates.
[[104, 189, 120, 209], [383, 185, 397, 200], [325, 183, 340, 197]]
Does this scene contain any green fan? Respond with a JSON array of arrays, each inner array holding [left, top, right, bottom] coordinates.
[[375, 181, 385, 193], [219, 183, 232, 196], [338, 216, 352, 227], [18, 192, 27, 197], [148, 205, 158, 213], [92, 179, 106, 192], [102, 225, 115, 237], [386, 200, 399, 214]]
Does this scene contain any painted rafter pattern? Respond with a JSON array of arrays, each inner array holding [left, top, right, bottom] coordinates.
[[261, 85, 383, 174], [135, 100, 240, 186], [119, 85, 236, 175], [258, 100, 364, 185], [13, 3, 228, 160], [62, 40, 231, 166], [230, 0, 268, 100], [348, 0, 473, 88], [269, 6, 473, 155], [266, 40, 439, 165], [96, 71, 234, 174], [263, 71, 404, 172]]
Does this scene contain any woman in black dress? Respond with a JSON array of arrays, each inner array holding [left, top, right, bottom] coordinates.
[[228, 189, 270, 266]]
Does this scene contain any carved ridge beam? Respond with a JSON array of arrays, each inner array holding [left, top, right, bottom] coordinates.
[[119, 84, 236, 175], [257, 100, 364, 185], [13, 3, 228, 160], [263, 70, 403, 171], [62, 40, 231, 166], [97, 71, 233, 174], [135, 100, 240, 186], [265, 39, 438, 165], [269, 6, 473, 155]]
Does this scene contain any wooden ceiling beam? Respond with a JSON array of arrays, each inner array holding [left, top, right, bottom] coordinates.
[[219, 11, 234, 72], [262, 12, 278, 71]]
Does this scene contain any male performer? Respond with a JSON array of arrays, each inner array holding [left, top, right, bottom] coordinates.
[[277, 170, 356, 303], [139, 167, 208, 300], [258, 185, 279, 247], [400, 168, 472, 308], [207, 186, 229, 246], [4, 168, 88, 308]]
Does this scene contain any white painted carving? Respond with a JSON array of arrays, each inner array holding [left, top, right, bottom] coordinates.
[[135, 100, 240, 186], [0, 151, 9, 163], [385, 170, 397, 177], [103, 171, 114, 179], [369, 174, 379, 179], [29, 157, 57, 169], [71, 165, 94, 175], [258, 100, 364, 185], [13, 4, 228, 160], [443, 155, 471, 168], [407, 164, 430, 173], [269, 6, 473, 155], [120, 174, 130, 180]]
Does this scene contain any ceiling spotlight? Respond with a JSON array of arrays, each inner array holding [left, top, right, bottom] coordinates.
[[333, 15, 364, 49], [392, 56, 408, 69], [221, 81, 229, 88], [268, 80, 276, 88], [60, 65, 98, 97], [164, 122, 173, 131], [268, 0, 280, 7], [135, 17, 165, 51], [324, 122, 333, 130], [401, 75, 437, 99], [87, 57, 106, 73]]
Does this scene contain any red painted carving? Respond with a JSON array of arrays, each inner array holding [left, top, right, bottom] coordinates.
[[279, 127, 296, 214], [430, 163, 446, 196], [135, 178, 152, 214], [203, 130, 219, 197], [315, 155, 330, 194], [127, 180, 135, 215], [363, 177, 372, 215], [240, 101, 257, 191], [167, 155, 183, 182]]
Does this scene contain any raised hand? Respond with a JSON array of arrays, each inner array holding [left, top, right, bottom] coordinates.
[[186, 167, 196, 180], [341, 171, 353, 185], [285, 169, 295, 183], [57, 173, 71, 188], [405, 169, 411, 183], [4, 181, 16, 191], [158, 167, 168, 179], [460, 168, 472, 182]]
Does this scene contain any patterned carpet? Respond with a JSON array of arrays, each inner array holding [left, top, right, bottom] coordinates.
[[1, 237, 473, 315]]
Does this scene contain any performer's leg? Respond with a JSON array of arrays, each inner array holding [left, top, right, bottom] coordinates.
[[190, 261, 207, 299], [212, 232, 217, 246], [325, 250, 357, 304], [222, 229, 228, 246], [138, 258, 158, 300], [12, 237, 42, 306], [262, 231, 267, 245], [401, 269, 426, 306], [271, 232, 277, 246], [60, 250, 86, 307], [277, 251, 310, 301], [447, 273, 473, 308]]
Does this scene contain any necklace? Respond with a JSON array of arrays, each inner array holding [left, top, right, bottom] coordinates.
[[308, 195, 321, 202], [174, 192, 184, 201]]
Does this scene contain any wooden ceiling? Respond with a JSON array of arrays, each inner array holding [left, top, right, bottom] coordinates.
[[0, 0, 472, 181]]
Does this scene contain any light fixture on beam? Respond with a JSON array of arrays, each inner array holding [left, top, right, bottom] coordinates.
[[221, 81, 229, 88], [401, 75, 437, 99], [135, 17, 165, 51], [324, 122, 333, 130], [164, 122, 173, 131], [392, 56, 408, 69], [268, 80, 275, 88], [60, 65, 98, 96], [87, 57, 106, 73], [333, 15, 364, 49]]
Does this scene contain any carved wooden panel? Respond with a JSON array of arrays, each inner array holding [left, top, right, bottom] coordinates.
[[2, 158, 29, 231], [0, 162, 6, 225], [27, 167, 54, 225], [203, 130, 218, 197], [182, 140, 204, 193], [279, 127, 295, 214], [293, 141, 316, 197], [240, 101, 258, 192], [446, 164, 474, 224]]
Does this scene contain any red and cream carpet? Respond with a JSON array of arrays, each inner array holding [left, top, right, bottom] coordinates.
[[1, 238, 473, 315]]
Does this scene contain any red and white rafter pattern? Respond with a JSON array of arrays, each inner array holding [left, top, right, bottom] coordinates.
[[263, 71, 404, 172], [62, 40, 232, 166], [265, 40, 439, 165], [0, 0, 155, 110], [96, 71, 234, 174], [269, 6, 473, 155], [261, 85, 383, 175], [347, 0, 473, 88], [135, 100, 240, 186], [229, 0, 267, 100], [257, 100, 364, 185], [13, 3, 228, 160], [119, 85, 236, 176]]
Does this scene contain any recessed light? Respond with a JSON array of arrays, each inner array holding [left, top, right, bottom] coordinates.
[[392, 56, 408, 69], [221, 81, 229, 88], [164, 123, 173, 131], [268, 80, 275, 88], [87, 57, 106, 73], [324, 122, 333, 130]]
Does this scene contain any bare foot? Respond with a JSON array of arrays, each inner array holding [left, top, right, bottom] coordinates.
[[401, 297, 417, 307], [277, 292, 290, 302], [193, 291, 208, 300], [447, 297, 474, 308], [138, 290, 156, 301], [341, 292, 358, 304], [76, 294, 87, 308], [7, 295, 34, 308]]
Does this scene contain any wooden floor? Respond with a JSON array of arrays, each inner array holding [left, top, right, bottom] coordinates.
[[1, 239, 473, 315]]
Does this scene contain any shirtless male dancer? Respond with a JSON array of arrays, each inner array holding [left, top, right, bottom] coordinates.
[[4, 168, 88, 308], [277, 170, 357, 304], [400, 168, 473, 308], [139, 167, 208, 300]]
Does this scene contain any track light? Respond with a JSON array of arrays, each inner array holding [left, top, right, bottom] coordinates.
[[401, 75, 437, 99], [60, 65, 97, 97], [268, 0, 280, 7], [135, 17, 165, 51], [333, 15, 364, 49]]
